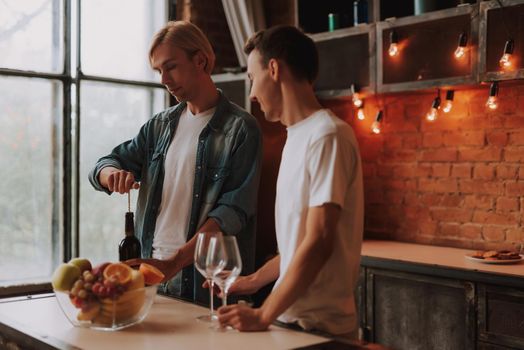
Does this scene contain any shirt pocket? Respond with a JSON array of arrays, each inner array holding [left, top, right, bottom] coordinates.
[[203, 166, 230, 203]]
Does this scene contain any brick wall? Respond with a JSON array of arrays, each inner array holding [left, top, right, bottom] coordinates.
[[322, 83, 524, 250]]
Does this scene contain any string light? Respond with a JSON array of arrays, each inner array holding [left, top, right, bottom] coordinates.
[[499, 39, 514, 69], [357, 107, 366, 120], [426, 90, 441, 122], [372, 110, 383, 134], [486, 81, 499, 110], [442, 90, 454, 113], [388, 30, 399, 57], [454, 32, 467, 59], [350, 84, 363, 108]]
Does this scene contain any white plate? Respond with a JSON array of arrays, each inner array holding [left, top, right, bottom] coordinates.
[[465, 254, 523, 265]]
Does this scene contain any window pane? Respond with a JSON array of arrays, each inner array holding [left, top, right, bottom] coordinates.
[[81, 0, 167, 81], [0, 0, 63, 73], [0, 76, 61, 285], [79, 81, 166, 263]]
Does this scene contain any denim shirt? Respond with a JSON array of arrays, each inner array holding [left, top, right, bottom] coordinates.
[[88, 91, 262, 302]]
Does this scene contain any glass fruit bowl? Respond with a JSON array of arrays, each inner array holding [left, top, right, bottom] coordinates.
[[55, 284, 157, 331]]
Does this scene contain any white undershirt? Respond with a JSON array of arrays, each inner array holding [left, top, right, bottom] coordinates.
[[152, 106, 215, 259]]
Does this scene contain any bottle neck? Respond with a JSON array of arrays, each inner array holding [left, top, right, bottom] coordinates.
[[125, 212, 135, 237]]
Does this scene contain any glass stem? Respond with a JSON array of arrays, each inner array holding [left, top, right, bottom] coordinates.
[[209, 279, 214, 318], [222, 291, 227, 307]]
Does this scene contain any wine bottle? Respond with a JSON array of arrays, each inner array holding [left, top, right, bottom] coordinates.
[[119, 212, 141, 261]]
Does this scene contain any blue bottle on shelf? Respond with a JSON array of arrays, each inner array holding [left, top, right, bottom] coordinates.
[[353, 0, 368, 26]]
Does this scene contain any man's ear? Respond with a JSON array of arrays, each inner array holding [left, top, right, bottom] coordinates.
[[268, 58, 279, 82]]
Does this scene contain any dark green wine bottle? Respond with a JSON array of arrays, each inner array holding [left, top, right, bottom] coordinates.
[[119, 212, 141, 261]]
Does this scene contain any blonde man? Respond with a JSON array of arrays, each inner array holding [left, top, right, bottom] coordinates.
[[89, 21, 262, 303]]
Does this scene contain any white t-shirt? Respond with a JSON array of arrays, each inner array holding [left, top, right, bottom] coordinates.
[[152, 106, 215, 259], [274, 109, 364, 335]]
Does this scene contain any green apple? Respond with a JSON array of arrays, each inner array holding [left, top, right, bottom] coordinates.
[[52, 263, 81, 291], [68, 257, 92, 272]]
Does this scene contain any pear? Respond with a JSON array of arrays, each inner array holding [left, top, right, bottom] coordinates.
[[68, 258, 92, 273], [52, 263, 81, 291]]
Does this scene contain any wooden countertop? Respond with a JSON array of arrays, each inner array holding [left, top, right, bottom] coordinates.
[[0, 294, 329, 350], [362, 240, 524, 278]]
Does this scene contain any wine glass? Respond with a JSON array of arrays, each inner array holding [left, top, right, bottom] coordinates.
[[194, 231, 226, 322], [212, 235, 242, 311]]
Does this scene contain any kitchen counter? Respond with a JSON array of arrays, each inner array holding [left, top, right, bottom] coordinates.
[[0, 294, 333, 350]]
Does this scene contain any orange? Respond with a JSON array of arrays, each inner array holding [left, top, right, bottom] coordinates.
[[139, 263, 165, 285], [102, 263, 133, 285]]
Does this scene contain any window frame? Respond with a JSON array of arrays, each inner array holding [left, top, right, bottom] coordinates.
[[0, 0, 171, 297]]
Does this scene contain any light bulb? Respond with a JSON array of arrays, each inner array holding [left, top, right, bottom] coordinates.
[[426, 108, 438, 121], [357, 108, 365, 120], [454, 46, 465, 59], [499, 40, 514, 69], [486, 82, 499, 110], [486, 96, 498, 110], [371, 121, 381, 134], [454, 32, 467, 60], [352, 93, 363, 108], [443, 90, 454, 113], [388, 31, 399, 57], [443, 100, 453, 113]]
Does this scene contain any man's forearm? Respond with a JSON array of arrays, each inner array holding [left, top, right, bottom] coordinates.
[[250, 255, 280, 289]]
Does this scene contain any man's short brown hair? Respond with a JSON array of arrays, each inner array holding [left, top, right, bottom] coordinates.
[[244, 25, 318, 83]]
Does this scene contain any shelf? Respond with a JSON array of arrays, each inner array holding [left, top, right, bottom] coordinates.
[[211, 72, 250, 112], [479, 0, 524, 81], [377, 4, 479, 93], [310, 25, 376, 98]]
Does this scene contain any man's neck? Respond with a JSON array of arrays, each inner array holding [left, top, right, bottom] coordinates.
[[187, 76, 220, 115], [280, 82, 323, 127]]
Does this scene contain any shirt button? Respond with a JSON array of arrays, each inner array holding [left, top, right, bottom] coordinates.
[[195, 194, 199, 198], [214, 173, 218, 178], [197, 165, 201, 170]]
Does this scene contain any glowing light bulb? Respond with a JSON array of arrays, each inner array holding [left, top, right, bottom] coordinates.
[[388, 31, 399, 57], [486, 96, 498, 110], [357, 108, 365, 120], [352, 93, 363, 108], [454, 32, 467, 60], [425, 95, 441, 122], [372, 110, 383, 134], [486, 82, 499, 110], [443, 90, 454, 113], [499, 40, 514, 69]]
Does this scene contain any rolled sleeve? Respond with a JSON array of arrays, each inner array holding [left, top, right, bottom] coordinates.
[[207, 205, 244, 235]]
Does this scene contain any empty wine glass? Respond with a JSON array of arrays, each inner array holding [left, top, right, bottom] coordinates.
[[212, 235, 242, 311], [194, 231, 226, 322]]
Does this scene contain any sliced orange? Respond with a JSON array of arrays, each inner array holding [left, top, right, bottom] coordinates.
[[139, 263, 165, 285], [102, 263, 133, 285]]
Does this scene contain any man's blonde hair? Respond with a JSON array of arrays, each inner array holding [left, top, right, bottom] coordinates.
[[149, 21, 215, 74]]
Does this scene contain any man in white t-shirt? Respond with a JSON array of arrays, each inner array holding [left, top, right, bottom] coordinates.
[[216, 25, 364, 339]]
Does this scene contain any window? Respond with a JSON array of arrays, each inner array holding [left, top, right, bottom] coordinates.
[[0, 0, 168, 293]]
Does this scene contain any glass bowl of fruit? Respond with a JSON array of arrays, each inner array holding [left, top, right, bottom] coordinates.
[[52, 259, 164, 331]]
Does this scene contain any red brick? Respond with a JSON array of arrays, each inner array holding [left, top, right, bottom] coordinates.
[[403, 134, 422, 149], [503, 117, 524, 128], [473, 164, 495, 180], [431, 208, 472, 222], [405, 103, 424, 119], [382, 149, 418, 162], [432, 163, 450, 177], [482, 226, 507, 242], [364, 190, 384, 204], [423, 132, 443, 148], [421, 149, 457, 162], [508, 131, 524, 145], [451, 164, 472, 178], [486, 131, 509, 147], [441, 194, 464, 206], [362, 163, 376, 177], [394, 164, 418, 178], [458, 148, 502, 162], [496, 165, 518, 179], [504, 147, 524, 162], [464, 195, 494, 209], [439, 223, 461, 237], [506, 228, 524, 242], [383, 179, 406, 190], [498, 96, 518, 114], [473, 211, 519, 225], [443, 131, 485, 146], [419, 178, 458, 193], [496, 197, 519, 212], [417, 163, 432, 177], [520, 168, 524, 179], [405, 180, 418, 191], [404, 193, 419, 205], [384, 135, 402, 148], [459, 180, 504, 195], [418, 219, 438, 235], [505, 181, 524, 196], [385, 191, 404, 204], [420, 193, 443, 206], [377, 165, 394, 177], [461, 224, 482, 239]]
